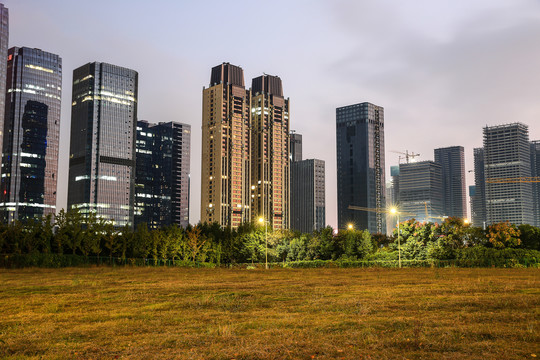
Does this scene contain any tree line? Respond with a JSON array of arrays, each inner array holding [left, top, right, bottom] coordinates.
[[1, 210, 539, 265]]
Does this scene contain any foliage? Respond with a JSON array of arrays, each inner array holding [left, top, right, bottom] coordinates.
[[486, 222, 521, 249]]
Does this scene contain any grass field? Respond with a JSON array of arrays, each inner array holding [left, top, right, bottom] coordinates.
[[0, 267, 538, 359]]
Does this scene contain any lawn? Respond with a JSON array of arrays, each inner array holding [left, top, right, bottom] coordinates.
[[0, 267, 538, 359]]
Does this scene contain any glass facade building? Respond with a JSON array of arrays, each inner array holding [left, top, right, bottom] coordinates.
[[471, 148, 487, 228], [0, 3, 8, 171], [135, 120, 191, 229], [0, 47, 62, 222], [531, 141, 540, 227], [398, 161, 444, 222], [483, 123, 533, 225], [336, 102, 386, 233], [434, 146, 467, 219], [290, 131, 302, 162], [67, 62, 138, 227], [290, 159, 325, 233]]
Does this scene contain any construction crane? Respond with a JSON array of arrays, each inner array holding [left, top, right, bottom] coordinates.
[[391, 150, 420, 164], [486, 177, 540, 184], [423, 202, 447, 221]]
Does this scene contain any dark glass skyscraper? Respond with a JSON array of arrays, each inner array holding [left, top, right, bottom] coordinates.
[[290, 131, 302, 162], [0, 47, 62, 222], [68, 62, 138, 227], [434, 146, 466, 219], [0, 3, 8, 170], [336, 102, 385, 233], [291, 159, 325, 233], [135, 120, 191, 229], [471, 148, 486, 228], [530, 141, 540, 227]]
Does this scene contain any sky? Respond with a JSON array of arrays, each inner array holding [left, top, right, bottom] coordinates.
[[5, 0, 540, 227]]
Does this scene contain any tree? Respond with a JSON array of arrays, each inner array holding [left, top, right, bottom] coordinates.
[[517, 224, 540, 250], [187, 226, 207, 263], [486, 222, 521, 249]]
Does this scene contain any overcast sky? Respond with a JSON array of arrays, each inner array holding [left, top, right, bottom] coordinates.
[[5, 0, 540, 227]]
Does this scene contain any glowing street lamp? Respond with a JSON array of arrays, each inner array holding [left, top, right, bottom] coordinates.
[[259, 217, 268, 269], [347, 223, 354, 230], [390, 207, 402, 268]]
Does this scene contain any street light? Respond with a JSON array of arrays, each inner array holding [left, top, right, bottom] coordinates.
[[258, 217, 268, 269], [390, 207, 402, 268], [347, 223, 354, 230]]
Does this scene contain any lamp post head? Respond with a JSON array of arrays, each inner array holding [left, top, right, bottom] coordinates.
[[347, 223, 353, 230], [390, 207, 397, 214], [258, 217, 264, 224]]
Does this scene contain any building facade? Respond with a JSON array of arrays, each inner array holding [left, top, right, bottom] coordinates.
[[434, 146, 467, 219], [336, 102, 385, 233], [0, 4, 8, 172], [290, 131, 302, 162], [483, 123, 534, 225], [530, 141, 540, 227], [251, 74, 290, 230], [0, 47, 61, 222], [398, 161, 443, 222], [135, 121, 191, 229], [471, 148, 486, 228], [67, 62, 138, 227], [290, 159, 325, 233], [201, 63, 251, 228]]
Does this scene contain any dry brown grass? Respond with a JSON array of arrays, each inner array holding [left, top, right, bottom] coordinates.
[[0, 267, 538, 359]]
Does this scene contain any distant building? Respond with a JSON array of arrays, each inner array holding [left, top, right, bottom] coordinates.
[[390, 165, 400, 205], [398, 161, 443, 222], [251, 74, 290, 230], [471, 148, 486, 228], [200, 63, 251, 228], [68, 62, 138, 227], [290, 159, 325, 233], [0, 3, 8, 174], [0, 47, 62, 222], [531, 141, 540, 227], [290, 131, 302, 162], [483, 123, 534, 225], [135, 120, 191, 229], [434, 146, 466, 219], [336, 102, 386, 233]]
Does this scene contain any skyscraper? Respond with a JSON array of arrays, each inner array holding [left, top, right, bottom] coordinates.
[[67, 62, 138, 227], [0, 3, 8, 171], [135, 120, 191, 229], [483, 123, 533, 225], [398, 161, 443, 222], [201, 63, 251, 228], [0, 47, 62, 222], [290, 159, 325, 233], [434, 146, 467, 219], [471, 148, 486, 228], [251, 74, 290, 230], [336, 102, 386, 233], [290, 131, 302, 162], [530, 141, 540, 227]]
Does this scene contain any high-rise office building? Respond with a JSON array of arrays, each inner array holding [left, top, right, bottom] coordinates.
[[291, 159, 325, 233], [67, 62, 138, 227], [530, 141, 540, 227], [201, 63, 251, 228], [336, 102, 386, 233], [471, 148, 486, 228], [134, 120, 191, 229], [290, 131, 302, 162], [398, 161, 443, 221], [251, 74, 290, 230], [390, 165, 400, 205], [0, 47, 61, 222], [434, 146, 466, 219], [0, 3, 8, 172], [483, 123, 533, 225]]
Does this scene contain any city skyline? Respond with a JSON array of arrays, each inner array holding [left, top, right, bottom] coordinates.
[[4, 0, 540, 228]]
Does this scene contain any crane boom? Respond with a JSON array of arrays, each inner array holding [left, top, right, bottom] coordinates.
[[486, 177, 540, 183]]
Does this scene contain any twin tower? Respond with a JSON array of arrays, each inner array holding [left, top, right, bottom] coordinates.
[[201, 63, 290, 229]]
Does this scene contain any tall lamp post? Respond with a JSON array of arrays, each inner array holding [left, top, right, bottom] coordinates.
[[390, 207, 402, 268], [258, 217, 268, 269]]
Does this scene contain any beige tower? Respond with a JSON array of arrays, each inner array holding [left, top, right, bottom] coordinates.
[[251, 75, 290, 230], [201, 63, 251, 227]]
